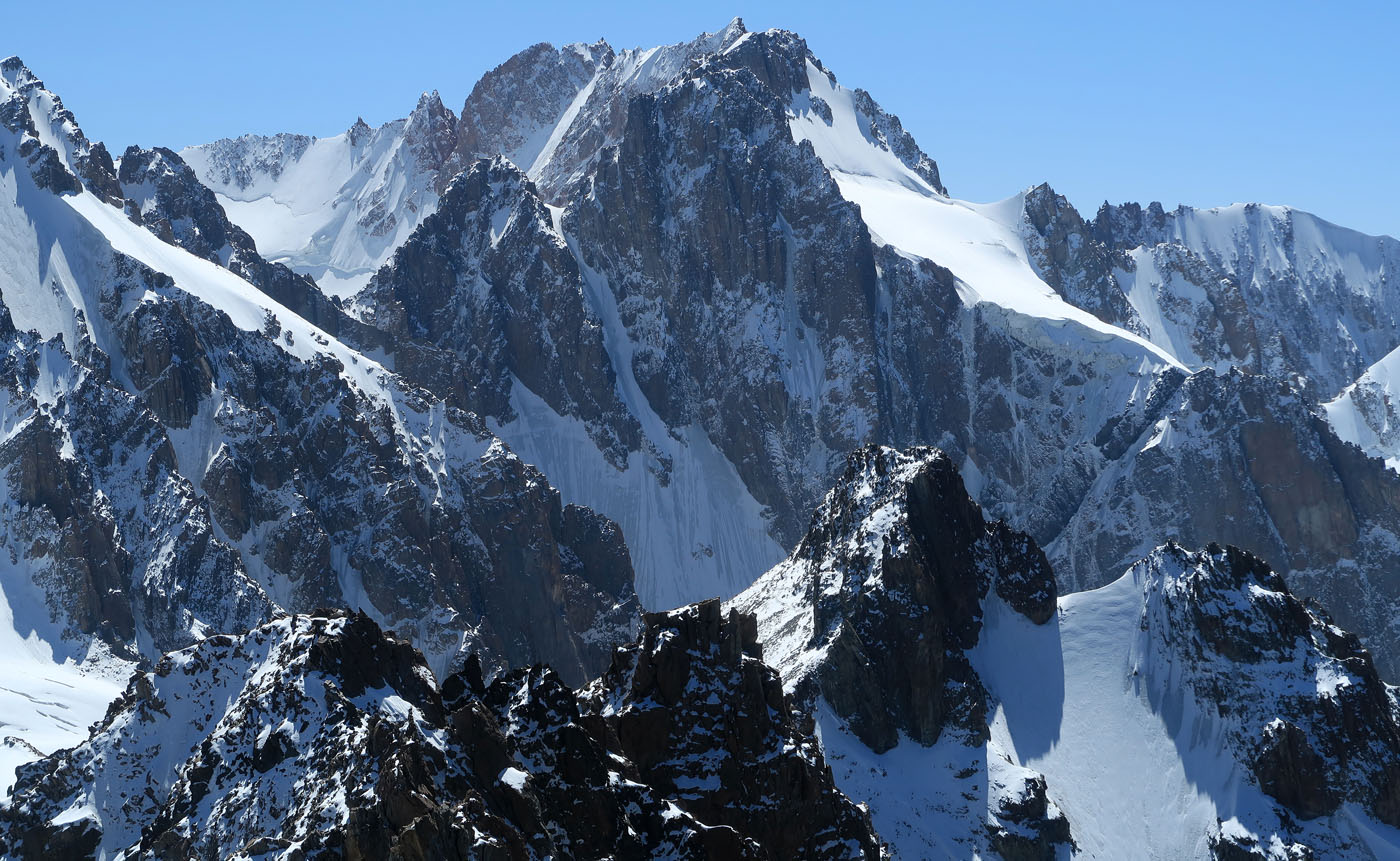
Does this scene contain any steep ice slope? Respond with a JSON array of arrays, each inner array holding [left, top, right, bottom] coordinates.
[[978, 576, 1218, 858], [977, 549, 1400, 859], [496, 206, 788, 607], [0, 140, 102, 346], [494, 380, 786, 609]]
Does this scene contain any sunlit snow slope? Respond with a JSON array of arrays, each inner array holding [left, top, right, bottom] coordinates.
[[181, 118, 442, 298], [1327, 347, 1400, 471], [789, 59, 1182, 372], [0, 562, 127, 798]]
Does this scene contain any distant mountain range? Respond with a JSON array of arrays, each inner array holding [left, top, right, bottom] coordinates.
[[1, 19, 1398, 858]]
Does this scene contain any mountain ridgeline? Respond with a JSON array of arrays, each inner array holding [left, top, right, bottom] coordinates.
[[0, 16, 1398, 859], [188, 20, 1400, 685]]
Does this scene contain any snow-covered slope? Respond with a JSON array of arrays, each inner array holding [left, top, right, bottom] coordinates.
[[0, 55, 645, 805], [789, 60, 1180, 371], [180, 91, 457, 297], [737, 446, 1400, 859], [0, 574, 127, 799], [1326, 345, 1400, 471]]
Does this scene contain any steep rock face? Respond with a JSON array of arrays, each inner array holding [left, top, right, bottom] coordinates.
[[453, 40, 612, 177], [115, 144, 356, 338], [111, 139, 528, 432], [733, 445, 1070, 858], [418, 25, 1180, 618], [2, 608, 882, 860], [1129, 544, 1400, 852], [516, 18, 754, 199], [557, 33, 892, 550], [1019, 182, 1142, 332], [357, 157, 637, 464], [174, 24, 1400, 677], [91, 238, 638, 684], [0, 64, 641, 693], [737, 446, 1055, 754], [1049, 366, 1400, 679]]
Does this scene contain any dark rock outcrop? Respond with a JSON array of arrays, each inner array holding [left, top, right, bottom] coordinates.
[[1, 608, 882, 860], [986, 773, 1075, 861], [359, 157, 638, 465], [744, 445, 1058, 753], [1135, 543, 1400, 830], [735, 445, 1073, 856], [587, 599, 883, 858]]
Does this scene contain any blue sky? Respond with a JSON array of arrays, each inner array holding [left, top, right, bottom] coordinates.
[[7, 1, 1397, 236]]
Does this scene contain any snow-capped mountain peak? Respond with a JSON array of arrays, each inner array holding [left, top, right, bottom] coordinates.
[[5, 22, 1400, 858]]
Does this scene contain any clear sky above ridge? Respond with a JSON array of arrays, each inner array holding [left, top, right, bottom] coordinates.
[[7, 0, 1397, 237]]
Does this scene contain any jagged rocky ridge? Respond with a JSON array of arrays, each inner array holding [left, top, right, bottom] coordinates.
[[230, 19, 1400, 685], [1, 606, 881, 860], [1022, 185, 1400, 399], [736, 445, 1400, 858], [734, 446, 1074, 857], [2, 19, 1400, 859], [0, 56, 638, 697]]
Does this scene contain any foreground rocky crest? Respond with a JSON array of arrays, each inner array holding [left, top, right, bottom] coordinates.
[[1, 606, 882, 860]]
